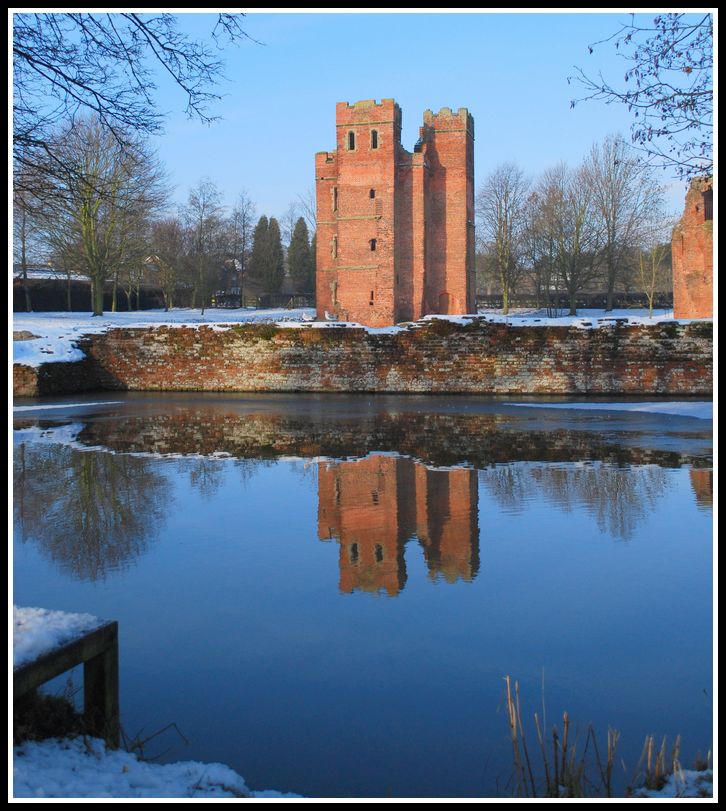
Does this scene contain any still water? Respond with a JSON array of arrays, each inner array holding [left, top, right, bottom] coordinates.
[[12, 393, 713, 798]]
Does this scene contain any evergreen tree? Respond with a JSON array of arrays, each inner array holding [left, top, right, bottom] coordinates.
[[309, 232, 317, 297], [248, 215, 269, 280], [265, 217, 285, 295], [287, 217, 313, 293]]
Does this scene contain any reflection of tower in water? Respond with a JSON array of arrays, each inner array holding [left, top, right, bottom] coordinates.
[[317, 455, 479, 596], [689, 468, 713, 508]]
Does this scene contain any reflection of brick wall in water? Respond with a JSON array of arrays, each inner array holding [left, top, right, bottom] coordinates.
[[689, 468, 713, 508], [672, 177, 713, 319], [317, 455, 479, 595]]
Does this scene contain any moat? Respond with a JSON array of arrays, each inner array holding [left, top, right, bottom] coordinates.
[[12, 393, 713, 798]]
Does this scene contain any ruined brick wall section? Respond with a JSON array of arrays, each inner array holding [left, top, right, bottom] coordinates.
[[315, 150, 338, 319], [13, 321, 712, 397], [672, 176, 713, 318], [13, 364, 39, 397]]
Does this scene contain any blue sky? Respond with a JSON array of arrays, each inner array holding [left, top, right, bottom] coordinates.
[[148, 11, 699, 219]]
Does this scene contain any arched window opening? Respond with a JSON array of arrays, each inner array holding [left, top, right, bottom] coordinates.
[[332, 187, 338, 212], [371, 129, 379, 149], [375, 544, 384, 563], [369, 189, 376, 199], [369, 239, 377, 252], [369, 290, 375, 306], [347, 131, 356, 151]]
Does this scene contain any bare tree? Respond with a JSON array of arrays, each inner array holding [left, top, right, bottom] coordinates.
[[227, 191, 257, 306], [521, 187, 560, 314], [584, 136, 665, 311], [279, 202, 300, 248], [35, 117, 168, 315], [148, 217, 187, 311], [296, 187, 317, 234], [182, 178, 226, 314], [13, 12, 254, 191], [636, 216, 673, 317], [539, 163, 601, 315], [13, 186, 46, 312], [476, 163, 530, 314], [569, 13, 713, 179]]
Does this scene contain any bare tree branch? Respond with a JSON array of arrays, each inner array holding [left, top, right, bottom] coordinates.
[[569, 13, 713, 179], [13, 12, 254, 187]]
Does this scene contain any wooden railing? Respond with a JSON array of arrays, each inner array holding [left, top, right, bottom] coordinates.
[[14, 621, 120, 748]]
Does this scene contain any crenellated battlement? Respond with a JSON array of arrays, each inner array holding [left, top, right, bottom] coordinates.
[[336, 98, 402, 130], [342, 98, 395, 109], [423, 107, 474, 137]]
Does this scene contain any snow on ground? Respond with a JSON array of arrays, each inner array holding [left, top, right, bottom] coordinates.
[[12, 308, 315, 367], [12, 307, 706, 368], [13, 606, 107, 670], [474, 306, 692, 328], [12, 739, 712, 800], [507, 400, 713, 420], [631, 768, 714, 798], [12, 737, 300, 799]]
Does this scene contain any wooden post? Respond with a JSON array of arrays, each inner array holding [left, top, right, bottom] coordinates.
[[14, 621, 120, 748], [83, 630, 120, 748]]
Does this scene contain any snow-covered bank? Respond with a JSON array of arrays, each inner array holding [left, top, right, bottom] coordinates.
[[13, 606, 107, 670], [12, 736, 712, 799], [631, 768, 714, 799], [13, 737, 301, 799]]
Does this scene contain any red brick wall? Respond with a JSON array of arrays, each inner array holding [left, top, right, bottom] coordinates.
[[672, 177, 713, 318], [12, 319, 712, 397]]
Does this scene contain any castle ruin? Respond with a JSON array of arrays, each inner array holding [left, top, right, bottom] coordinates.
[[315, 99, 476, 327], [672, 176, 713, 319]]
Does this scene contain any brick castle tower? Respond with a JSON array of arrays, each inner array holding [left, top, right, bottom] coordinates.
[[315, 99, 476, 327], [671, 176, 713, 319]]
